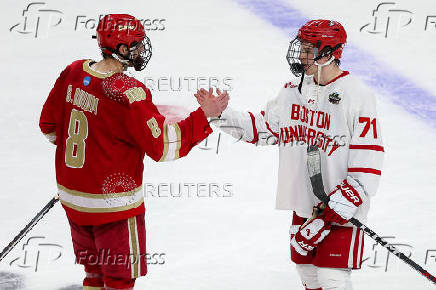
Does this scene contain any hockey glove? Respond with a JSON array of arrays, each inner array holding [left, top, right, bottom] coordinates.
[[323, 176, 364, 225], [290, 207, 331, 256]]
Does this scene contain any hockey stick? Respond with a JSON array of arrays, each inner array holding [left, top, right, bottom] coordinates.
[[306, 145, 436, 284], [0, 195, 59, 262]]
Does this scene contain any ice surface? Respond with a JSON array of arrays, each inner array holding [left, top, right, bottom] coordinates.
[[0, 0, 435, 289]]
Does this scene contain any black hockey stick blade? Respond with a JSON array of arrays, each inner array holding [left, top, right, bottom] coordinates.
[[306, 145, 436, 284], [307, 145, 329, 204], [0, 195, 59, 262]]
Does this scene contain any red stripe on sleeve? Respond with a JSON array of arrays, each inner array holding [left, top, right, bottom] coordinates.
[[247, 112, 258, 144], [265, 121, 279, 138], [260, 111, 279, 138], [349, 145, 384, 152], [348, 167, 381, 175]]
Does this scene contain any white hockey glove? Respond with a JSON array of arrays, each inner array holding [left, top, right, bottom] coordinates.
[[323, 176, 364, 225], [290, 207, 331, 256]]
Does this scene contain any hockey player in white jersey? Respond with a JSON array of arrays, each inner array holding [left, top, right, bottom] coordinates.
[[196, 20, 384, 289]]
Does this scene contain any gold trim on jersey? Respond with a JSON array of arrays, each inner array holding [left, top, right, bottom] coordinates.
[[174, 123, 182, 159], [128, 217, 140, 278], [83, 287, 103, 290], [57, 184, 142, 199], [159, 125, 169, 162], [60, 197, 144, 213], [83, 60, 116, 79]]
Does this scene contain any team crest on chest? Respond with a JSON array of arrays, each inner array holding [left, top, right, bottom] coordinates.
[[328, 92, 341, 104]]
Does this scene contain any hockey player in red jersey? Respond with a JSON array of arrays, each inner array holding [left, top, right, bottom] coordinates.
[[39, 14, 228, 290], [196, 20, 384, 289]]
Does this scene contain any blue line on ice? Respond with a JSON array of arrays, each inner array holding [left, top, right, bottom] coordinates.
[[234, 0, 436, 126]]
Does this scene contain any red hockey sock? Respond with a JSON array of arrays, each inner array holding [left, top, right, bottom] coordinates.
[[83, 264, 104, 289], [83, 277, 104, 289], [104, 276, 136, 289]]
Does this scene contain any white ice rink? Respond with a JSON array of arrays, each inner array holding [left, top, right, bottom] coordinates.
[[1, 0, 436, 289]]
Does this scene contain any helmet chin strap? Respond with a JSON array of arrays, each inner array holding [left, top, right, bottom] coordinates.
[[312, 56, 335, 108], [111, 53, 131, 71], [314, 56, 335, 81]]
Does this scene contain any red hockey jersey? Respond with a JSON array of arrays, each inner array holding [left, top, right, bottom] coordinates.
[[40, 59, 212, 225]]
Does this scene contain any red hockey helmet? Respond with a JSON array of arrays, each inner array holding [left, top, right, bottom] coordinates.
[[96, 14, 152, 71], [298, 20, 347, 60], [286, 20, 347, 76]]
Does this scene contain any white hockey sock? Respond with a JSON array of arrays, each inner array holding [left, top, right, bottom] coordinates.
[[317, 267, 353, 290], [296, 264, 321, 289]]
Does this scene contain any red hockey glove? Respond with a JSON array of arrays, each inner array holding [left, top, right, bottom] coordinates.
[[290, 207, 331, 256], [323, 176, 364, 225]]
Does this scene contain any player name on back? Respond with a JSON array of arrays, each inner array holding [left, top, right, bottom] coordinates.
[[66, 84, 99, 116]]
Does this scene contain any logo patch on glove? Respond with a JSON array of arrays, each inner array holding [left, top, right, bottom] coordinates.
[[298, 241, 314, 251], [301, 219, 325, 239], [339, 180, 362, 206]]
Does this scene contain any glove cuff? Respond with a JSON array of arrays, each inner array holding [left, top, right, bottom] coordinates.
[[323, 205, 348, 225]]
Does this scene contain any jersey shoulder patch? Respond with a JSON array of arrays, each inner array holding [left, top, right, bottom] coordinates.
[[284, 81, 298, 89], [102, 73, 151, 106]]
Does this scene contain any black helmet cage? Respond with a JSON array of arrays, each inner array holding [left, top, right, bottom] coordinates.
[[286, 37, 341, 77], [287, 37, 302, 77], [287, 37, 318, 77], [128, 35, 152, 71], [104, 35, 152, 71]]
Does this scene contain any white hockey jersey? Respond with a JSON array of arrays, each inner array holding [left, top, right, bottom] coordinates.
[[216, 72, 384, 224]]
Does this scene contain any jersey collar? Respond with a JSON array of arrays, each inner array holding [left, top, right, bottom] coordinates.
[[313, 71, 349, 86], [83, 60, 116, 79]]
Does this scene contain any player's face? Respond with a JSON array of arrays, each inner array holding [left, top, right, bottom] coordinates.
[[300, 42, 316, 75], [131, 42, 145, 60], [130, 39, 151, 71]]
